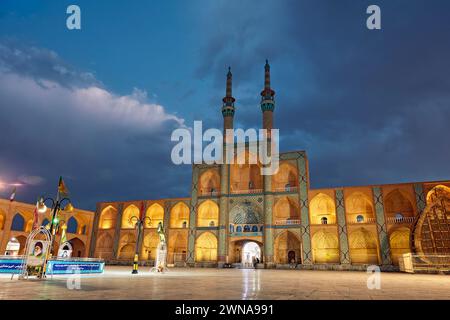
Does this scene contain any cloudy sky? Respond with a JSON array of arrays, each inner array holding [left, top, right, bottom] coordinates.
[[0, 0, 449, 210]]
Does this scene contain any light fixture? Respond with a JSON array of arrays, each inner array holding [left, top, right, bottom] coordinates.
[[64, 203, 74, 213], [37, 198, 48, 213]]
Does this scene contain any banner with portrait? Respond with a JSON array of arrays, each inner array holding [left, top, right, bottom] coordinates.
[[27, 240, 50, 267]]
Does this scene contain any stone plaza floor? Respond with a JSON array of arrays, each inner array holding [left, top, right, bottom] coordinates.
[[0, 266, 449, 300]]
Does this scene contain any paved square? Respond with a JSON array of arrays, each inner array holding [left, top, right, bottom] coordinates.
[[1, 266, 449, 300]]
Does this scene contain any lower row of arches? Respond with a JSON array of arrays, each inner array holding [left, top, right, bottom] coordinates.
[[95, 228, 411, 265]]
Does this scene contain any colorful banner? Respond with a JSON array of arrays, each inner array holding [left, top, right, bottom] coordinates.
[[0, 258, 105, 274]]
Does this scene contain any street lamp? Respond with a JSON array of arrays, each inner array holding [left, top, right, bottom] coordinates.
[[38, 196, 73, 256], [129, 213, 152, 274]]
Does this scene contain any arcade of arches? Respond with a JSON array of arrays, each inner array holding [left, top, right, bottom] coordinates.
[[0, 199, 93, 258]]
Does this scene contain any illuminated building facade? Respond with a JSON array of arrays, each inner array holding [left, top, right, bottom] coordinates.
[[85, 62, 450, 269], [0, 198, 94, 257]]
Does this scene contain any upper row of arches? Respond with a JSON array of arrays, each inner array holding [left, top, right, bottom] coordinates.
[[0, 213, 87, 234], [96, 185, 450, 230], [198, 162, 299, 195], [99, 200, 220, 230]]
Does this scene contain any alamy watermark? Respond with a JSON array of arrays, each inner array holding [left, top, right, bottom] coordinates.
[[171, 121, 280, 175]]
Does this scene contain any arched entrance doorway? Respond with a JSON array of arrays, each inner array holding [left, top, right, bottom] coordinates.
[[69, 238, 86, 257], [242, 241, 261, 268]]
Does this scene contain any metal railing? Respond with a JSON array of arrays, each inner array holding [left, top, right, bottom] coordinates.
[[274, 219, 301, 225], [273, 186, 299, 193], [347, 217, 376, 224], [230, 188, 263, 194], [310, 218, 337, 225], [386, 216, 415, 224]]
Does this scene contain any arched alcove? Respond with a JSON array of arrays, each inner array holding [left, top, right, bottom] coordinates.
[[389, 228, 410, 265], [118, 233, 136, 260], [230, 150, 262, 192], [197, 200, 219, 227], [349, 228, 379, 264], [345, 192, 374, 223], [273, 197, 300, 223], [311, 230, 339, 263], [309, 193, 336, 225], [199, 170, 220, 195], [121, 204, 140, 229], [67, 216, 79, 234], [384, 189, 414, 218], [99, 206, 117, 229], [69, 237, 85, 257], [95, 232, 113, 259], [170, 202, 189, 228], [145, 203, 164, 228], [272, 163, 298, 191], [141, 232, 159, 260], [168, 230, 188, 263], [274, 231, 301, 264], [195, 232, 218, 262], [11, 213, 25, 231]]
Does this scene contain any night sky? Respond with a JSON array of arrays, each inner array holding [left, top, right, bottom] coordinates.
[[1, 0, 449, 210]]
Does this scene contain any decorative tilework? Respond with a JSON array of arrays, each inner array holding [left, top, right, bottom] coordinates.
[[187, 166, 200, 264], [89, 203, 102, 256], [112, 203, 124, 258], [297, 153, 312, 264], [372, 186, 392, 265], [137, 202, 148, 256], [218, 163, 228, 260], [413, 183, 426, 215], [335, 189, 351, 264]]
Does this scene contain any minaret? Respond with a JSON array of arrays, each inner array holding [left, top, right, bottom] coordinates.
[[222, 67, 235, 132], [261, 59, 276, 268], [260, 59, 275, 133], [218, 67, 234, 266]]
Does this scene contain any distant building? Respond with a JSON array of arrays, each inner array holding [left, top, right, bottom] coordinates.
[[0, 198, 94, 257]]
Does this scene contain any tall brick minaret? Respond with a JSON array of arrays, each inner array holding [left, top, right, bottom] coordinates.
[[261, 60, 276, 267], [222, 67, 235, 132], [218, 67, 235, 266], [260, 59, 275, 134]]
